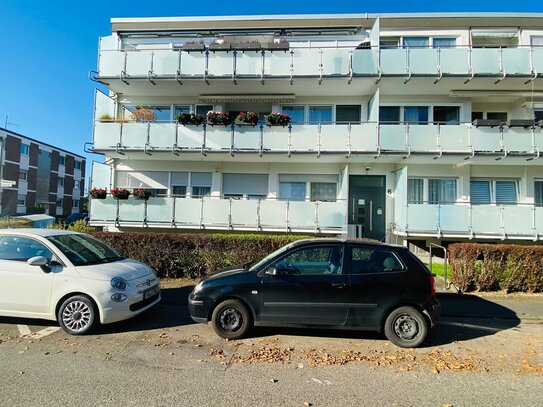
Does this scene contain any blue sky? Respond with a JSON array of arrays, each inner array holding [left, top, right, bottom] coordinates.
[[1, 0, 543, 177]]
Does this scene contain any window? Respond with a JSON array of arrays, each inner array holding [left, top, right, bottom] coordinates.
[[281, 106, 305, 123], [380, 38, 400, 49], [335, 105, 361, 123], [379, 106, 401, 123], [310, 182, 337, 202], [472, 112, 483, 122], [74, 180, 81, 189], [20, 144, 29, 156], [487, 112, 507, 122], [58, 177, 64, 187], [470, 180, 518, 205], [192, 186, 210, 197], [0, 236, 53, 262], [126, 105, 172, 122], [433, 38, 456, 48], [428, 179, 457, 204], [19, 170, 28, 181], [58, 156, 65, 166], [530, 36, 543, 47], [273, 245, 344, 275], [279, 182, 306, 201], [535, 181, 543, 207], [190, 172, 212, 198], [75, 161, 82, 170], [308, 106, 333, 123], [17, 195, 26, 206], [196, 105, 213, 116], [57, 199, 63, 207], [404, 106, 429, 124], [407, 179, 424, 204], [433, 106, 460, 125], [222, 173, 269, 200], [534, 110, 543, 123], [172, 186, 187, 196], [174, 105, 192, 117], [402, 37, 429, 48], [349, 247, 404, 274], [72, 200, 80, 208]]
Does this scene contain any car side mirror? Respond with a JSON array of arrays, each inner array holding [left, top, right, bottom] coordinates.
[[27, 256, 51, 273]]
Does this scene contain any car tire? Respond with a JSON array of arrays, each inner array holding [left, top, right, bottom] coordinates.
[[211, 299, 251, 340], [57, 295, 97, 335], [384, 306, 428, 348]]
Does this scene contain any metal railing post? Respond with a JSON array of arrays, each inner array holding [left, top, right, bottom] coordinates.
[[429, 243, 450, 291]]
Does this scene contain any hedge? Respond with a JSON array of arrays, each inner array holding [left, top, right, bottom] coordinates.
[[92, 232, 312, 279], [449, 243, 543, 293]]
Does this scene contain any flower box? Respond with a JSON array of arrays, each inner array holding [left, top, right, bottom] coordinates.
[[505, 119, 535, 128], [111, 188, 131, 200], [207, 111, 232, 126], [235, 42, 261, 51], [89, 188, 107, 199], [177, 112, 206, 126], [209, 43, 231, 52], [133, 188, 151, 201], [267, 42, 289, 51], [472, 119, 502, 128], [182, 43, 205, 52], [236, 112, 259, 126], [265, 112, 291, 127]]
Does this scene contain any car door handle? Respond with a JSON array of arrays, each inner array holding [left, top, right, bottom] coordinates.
[[331, 283, 346, 288]]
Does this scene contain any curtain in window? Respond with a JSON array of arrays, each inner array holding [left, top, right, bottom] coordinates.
[[309, 106, 333, 123], [192, 186, 210, 197], [470, 180, 491, 204], [433, 38, 457, 48], [407, 179, 424, 203], [404, 107, 429, 124], [429, 179, 456, 204], [281, 106, 305, 123], [379, 106, 401, 123], [495, 181, 517, 204], [310, 183, 337, 202], [279, 182, 306, 201], [403, 37, 429, 48]]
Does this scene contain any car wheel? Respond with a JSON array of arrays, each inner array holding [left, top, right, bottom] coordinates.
[[57, 295, 97, 335], [211, 299, 251, 340], [384, 306, 428, 348]]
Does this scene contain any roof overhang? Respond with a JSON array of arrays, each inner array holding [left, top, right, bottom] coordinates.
[[199, 94, 296, 104]]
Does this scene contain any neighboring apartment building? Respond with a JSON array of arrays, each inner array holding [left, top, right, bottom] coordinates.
[[0, 127, 86, 217], [88, 13, 543, 248]]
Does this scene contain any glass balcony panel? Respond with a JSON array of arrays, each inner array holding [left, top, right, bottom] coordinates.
[[350, 123, 378, 152], [536, 207, 543, 236], [535, 128, 543, 151], [236, 52, 262, 76], [146, 198, 174, 224], [317, 201, 346, 229], [380, 49, 408, 75], [320, 124, 348, 152], [263, 126, 289, 151], [439, 125, 470, 152], [321, 49, 350, 75], [121, 123, 148, 149], [288, 201, 317, 228], [439, 48, 470, 75], [125, 51, 152, 76], [502, 48, 531, 75], [177, 126, 204, 149], [291, 49, 321, 76], [174, 198, 202, 225], [94, 123, 121, 149], [118, 200, 146, 222], [208, 52, 233, 77], [503, 206, 534, 236], [234, 126, 261, 150], [267, 51, 291, 76], [470, 126, 502, 152], [408, 125, 438, 152], [205, 126, 232, 150], [202, 198, 230, 226], [99, 51, 125, 77], [352, 49, 379, 75], [379, 125, 406, 151], [180, 52, 206, 76], [471, 206, 502, 235], [533, 48, 543, 75], [502, 127, 534, 152], [438, 204, 470, 232], [409, 49, 439, 75], [259, 200, 287, 228], [153, 50, 179, 76], [90, 197, 117, 221], [406, 204, 439, 232], [149, 123, 176, 149], [471, 49, 500, 74], [290, 124, 318, 152], [230, 200, 259, 227]]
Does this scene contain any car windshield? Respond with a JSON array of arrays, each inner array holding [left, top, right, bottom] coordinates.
[[249, 242, 297, 272], [46, 234, 124, 266]]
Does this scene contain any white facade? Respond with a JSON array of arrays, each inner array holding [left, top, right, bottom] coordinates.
[[89, 13, 543, 245]]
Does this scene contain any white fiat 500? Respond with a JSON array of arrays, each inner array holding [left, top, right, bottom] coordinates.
[[0, 229, 160, 335]]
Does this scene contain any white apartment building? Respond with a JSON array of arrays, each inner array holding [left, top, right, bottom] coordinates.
[[88, 13, 543, 248]]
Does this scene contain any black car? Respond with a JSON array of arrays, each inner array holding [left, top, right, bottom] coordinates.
[[188, 239, 440, 348]]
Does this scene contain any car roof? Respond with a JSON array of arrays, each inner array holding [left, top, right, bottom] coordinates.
[[290, 238, 406, 249], [0, 228, 83, 238]]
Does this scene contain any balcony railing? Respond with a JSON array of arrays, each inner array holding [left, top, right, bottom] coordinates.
[[89, 196, 347, 233], [96, 45, 543, 82], [393, 202, 543, 240], [91, 120, 543, 158]]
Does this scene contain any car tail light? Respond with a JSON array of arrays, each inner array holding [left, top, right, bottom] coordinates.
[[429, 273, 436, 297]]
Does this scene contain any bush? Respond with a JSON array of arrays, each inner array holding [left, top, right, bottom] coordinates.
[[48, 220, 97, 233], [90, 232, 312, 279], [0, 217, 34, 229], [449, 243, 543, 293]]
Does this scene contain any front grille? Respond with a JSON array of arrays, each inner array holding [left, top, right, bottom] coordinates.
[[129, 293, 160, 311]]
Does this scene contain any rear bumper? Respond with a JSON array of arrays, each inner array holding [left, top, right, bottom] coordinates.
[[423, 297, 441, 327]]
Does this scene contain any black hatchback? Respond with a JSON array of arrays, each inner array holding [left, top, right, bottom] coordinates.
[[188, 239, 440, 348]]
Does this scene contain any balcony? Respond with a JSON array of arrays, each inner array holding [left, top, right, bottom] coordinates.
[[89, 196, 347, 234], [96, 46, 543, 83], [393, 202, 543, 241], [91, 120, 543, 158]]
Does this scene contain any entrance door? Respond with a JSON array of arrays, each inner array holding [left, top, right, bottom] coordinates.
[[348, 175, 386, 240]]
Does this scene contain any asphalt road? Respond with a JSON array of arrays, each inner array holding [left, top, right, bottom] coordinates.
[[0, 288, 542, 407]]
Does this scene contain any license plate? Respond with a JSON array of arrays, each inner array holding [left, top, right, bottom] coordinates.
[[143, 285, 159, 299]]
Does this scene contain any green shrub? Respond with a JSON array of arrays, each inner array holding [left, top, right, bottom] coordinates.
[[48, 220, 97, 233], [91, 232, 313, 279], [0, 217, 34, 229], [449, 243, 543, 293]]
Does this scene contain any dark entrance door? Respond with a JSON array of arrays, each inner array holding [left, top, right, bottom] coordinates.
[[348, 175, 386, 241]]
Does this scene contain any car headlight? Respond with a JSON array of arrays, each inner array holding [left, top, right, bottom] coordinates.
[[111, 277, 128, 291], [111, 293, 127, 302], [193, 282, 204, 294]]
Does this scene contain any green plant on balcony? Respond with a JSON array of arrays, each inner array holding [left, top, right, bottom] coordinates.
[[236, 111, 259, 126], [133, 188, 151, 200], [131, 106, 157, 123], [111, 188, 131, 200], [176, 112, 206, 126], [89, 187, 107, 199], [207, 111, 232, 126], [98, 114, 114, 122], [265, 112, 291, 127]]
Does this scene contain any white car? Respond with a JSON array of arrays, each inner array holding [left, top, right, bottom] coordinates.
[[0, 229, 160, 335]]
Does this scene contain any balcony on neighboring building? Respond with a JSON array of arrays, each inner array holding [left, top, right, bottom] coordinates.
[[89, 196, 346, 234]]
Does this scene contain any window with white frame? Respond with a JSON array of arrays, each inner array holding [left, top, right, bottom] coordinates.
[[19, 170, 28, 181], [222, 173, 268, 200], [310, 183, 337, 202], [72, 200, 80, 208], [20, 144, 29, 156], [190, 172, 212, 198], [56, 198, 63, 207], [279, 182, 307, 201], [535, 181, 543, 207], [74, 180, 81, 189], [470, 179, 518, 205], [17, 195, 26, 206], [308, 106, 333, 123], [58, 156, 65, 166], [530, 36, 543, 47], [281, 105, 305, 123], [58, 177, 64, 187], [171, 171, 188, 197], [407, 178, 457, 204], [75, 161, 82, 170], [279, 175, 338, 202]]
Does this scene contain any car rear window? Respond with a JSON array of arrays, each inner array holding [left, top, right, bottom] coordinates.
[[349, 246, 404, 274]]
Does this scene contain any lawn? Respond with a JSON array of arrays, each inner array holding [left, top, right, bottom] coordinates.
[[424, 262, 447, 278]]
